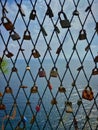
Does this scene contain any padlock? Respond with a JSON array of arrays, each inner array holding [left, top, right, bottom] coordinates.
[[0, 103, 6, 110], [85, 5, 91, 12], [26, 66, 30, 70], [0, 92, 3, 97], [94, 55, 98, 63], [65, 101, 73, 113], [51, 98, 57, 105], [41, 25, 47, 36], [58, 11, 71, 28], [5, 86, 13, 94], [77, 99, 82, 106], [1, 16, 14, 31], [30, 115, 36, 124], [36, 105, 40, 112], [23, 30, 31, 40], [32, 49, 40, 58], [12, 67, 17, 72], [78, 29, 87, 40], [10, 31, 20, 41], [5, 50, 14, 58], [50, 67, 58, 77], [92, 68, 98, 75], [58, 86, 66, 93], [77, 65, 83, 71], [47, 80, 52, 90], [29, 9, 36, 20], [20, 85, 28, 88], [38, 67, 46, 77], [17, 4, 25, 16], [82, 86, 94, 101], [95, 22, 98, 34], [31, 85, 38, 93], [73, 9, 79, 16], [56, 44, 62, 54], [54, 25, 60, 34], [46, 4, 54, 18], [85, 44, 90, 51]]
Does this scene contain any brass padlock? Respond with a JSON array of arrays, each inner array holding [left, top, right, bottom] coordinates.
[[50, 67, 58, 77], [58, 86, 66, 93], [17, 4, 25, 16], [82, 86, 94, 101], [78, 29, 87, 40], [1, 16, 14, 31], [30, 9, 36, 20], [10, 31, 20, 41], [41, 25, 47, 36], [58, 11, 71, 28], [23, 30, 31, 40], [38, 67, 46, 77], [5, 86, 13, 94], [31, 85, 38, 93], [51, 98, 57, 105], [92, 68, 98, 75], [32, 49, 40, 58], [46, 4, 54, 18], [65, 101, 73, 113]]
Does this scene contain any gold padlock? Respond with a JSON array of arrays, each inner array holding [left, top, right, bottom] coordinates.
[[78, 29, 87, 40], [50, 67, 58, 77], [23, 30, 31, 40], [58, 11, 71, 28], [1, 16, 14, 31], [65, 101, 73, 113], [31, 85, 38, 93]]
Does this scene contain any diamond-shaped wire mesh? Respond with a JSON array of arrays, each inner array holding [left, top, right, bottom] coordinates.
[[0, 0, 98, 129]]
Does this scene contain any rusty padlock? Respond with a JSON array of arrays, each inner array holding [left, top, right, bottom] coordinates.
[[82, 86, 94, 101], [32, 49, 40, 58], [10, 31, 20, 41], [78, 29, 87, 40], [0, 103, 6, 110], [5, 86, 13, 94], [58, 11, 71, 28], [1, 16, 14, 31], [46, 4, 54, 18], [30, 9, 36, 20], [23, 30, 31, 40], [50, 67, 58, 77], [38, 67, 46, 77]]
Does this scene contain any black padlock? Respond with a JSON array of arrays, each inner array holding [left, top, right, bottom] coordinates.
[[41, 25, 47, 36], [78, 29, 87, 40], [29, 9, 36, 20], [58, 11, 71, 28], [10, 31, 20, 41], [46, 4, 54, 18], [54, 25, 60, 33]]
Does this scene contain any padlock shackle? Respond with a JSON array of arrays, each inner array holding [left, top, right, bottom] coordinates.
[[58, 11, 67, 20]]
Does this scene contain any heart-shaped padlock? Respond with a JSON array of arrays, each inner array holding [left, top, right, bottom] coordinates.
[[29, 9, 36, 20], [1, 16, 14, 31], [58, 11, 71, 28]]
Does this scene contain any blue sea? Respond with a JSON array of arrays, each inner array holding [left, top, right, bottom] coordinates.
[[0, 59, 98, 130]]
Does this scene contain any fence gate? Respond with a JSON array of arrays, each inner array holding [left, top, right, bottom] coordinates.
[[0, 0, 98, 129]]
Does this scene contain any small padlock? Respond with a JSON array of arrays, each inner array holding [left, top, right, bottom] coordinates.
[[48, 80, 52, 90], [82, 86, 94, 101], [41, 25, 47, 36], [26, 66, 30, 70], [46, 4, 54, 18], [56, 44, 62, 54], [31, 85, 38, 93], [54, 25, 60, 34], [58, 86, 66, 93], [92, 68, 98, 75], [0, 103, 6, 110], [85, 5, 91, 12], [30, 115, 36, 124], [17, 4, 25, 16], [85, 44, 90, 51], [50, 67, 58, 77], [38, 67, 46, 77], [65, 101, 73, 113], [10, 31, 20, 41], [73, 9, 79, 16], [5, 50, 14, 58], [5, 86, 13, 94], [1, 16, 14, 31], [78, 29, 87, 40], [51, 98, 57, 105], [32, 49, 40, 58], [58, 11, 71, 28], [77, 65, 83, 71], [94, 55, 98, 63], [23, 30, 31, 40], [77, 99, 82, 106], [95, 22, 98, 34], [29, 9, 36, 20], [12, 67, 17, 72]]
